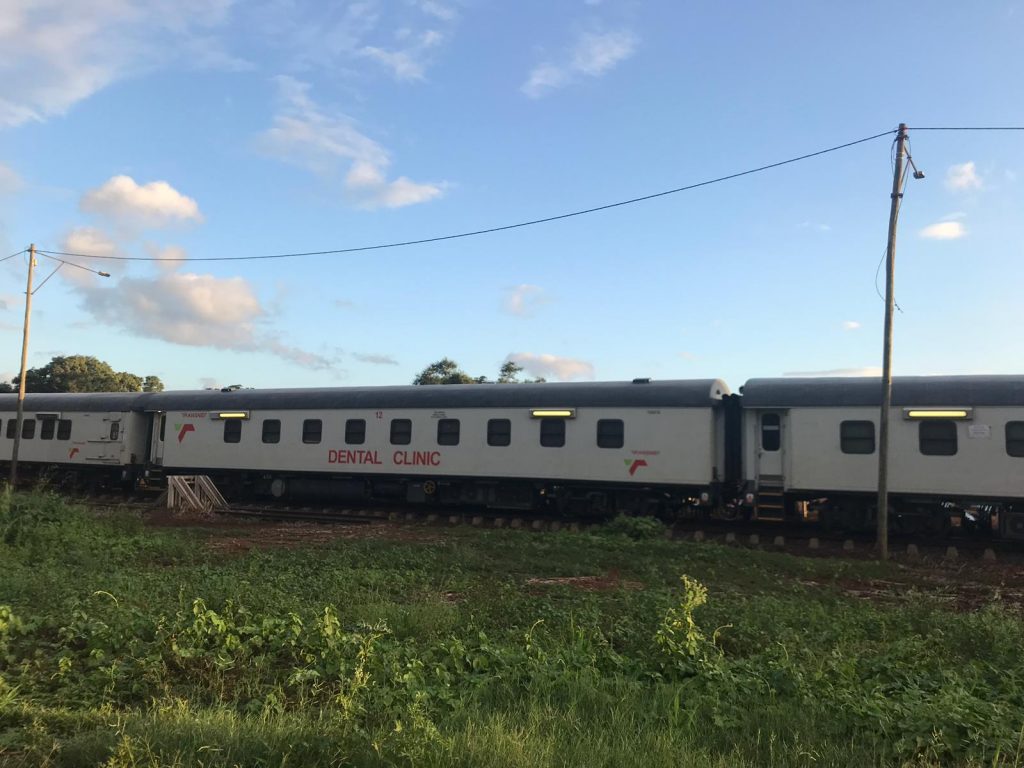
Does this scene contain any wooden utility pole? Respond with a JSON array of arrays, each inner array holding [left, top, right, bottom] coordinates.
[[9, 244, 36, 487], [876, 124, 908, 560]]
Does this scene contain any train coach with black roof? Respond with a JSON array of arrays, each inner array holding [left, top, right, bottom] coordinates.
[[0, 379, 732, 515], [739, 375, 1024, 538]]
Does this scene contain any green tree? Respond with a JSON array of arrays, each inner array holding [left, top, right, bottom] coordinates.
[[497, 360, 546, 384], [412, 358, 478, 385], [413, 358, 545, 385], [11, 355, 164, 393], [0, 381, 13, 393]]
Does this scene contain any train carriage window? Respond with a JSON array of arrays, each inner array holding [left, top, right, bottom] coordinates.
[[761, 413, 781, 451], [22, 419, 35, 439], [597, 419, 624, 449], [110, 422, 120, 441], [223, 420, 242, 444], [57, 420, 72, 440], [302, 419, 322, 444], [487, 418, 511, 446], [1006, 422, 1024, 457], [840, 420, 875, 454], [5, 420, 15, 439], [390, 419, 412, 445], [919, 420, 957, 456], [40, 419, 55, 440], [159, 414, 166, 442], [540, 418, 566, 448], [345, 419, 366, 445], [262, 419, 281, 444], [437, 419, 460, 446]]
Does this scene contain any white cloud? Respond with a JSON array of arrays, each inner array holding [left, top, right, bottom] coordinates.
[[359, 29, 446, 82], [199, 377, 220, 389], [842, 321, 861, 330], [920, 221, 966, 240], [144, 243, 188, 272], [783, 367, 882, 377], [63, 226, 118, 257], [945, 162, 982, 191], [258, 76, 444, 210], [0, 0, 238, 127], [417, 1, 456, 21], [507, 352, 595, 382], [81, 175, 203, 227], [503, 284, 547, 316], [522, 29, 637, 98], [0, 163, 22, 194], [59, 227, 119, 287], [571, 31, 637, 76], [353, 352, 399, 365], [57, 245, 330, 369]]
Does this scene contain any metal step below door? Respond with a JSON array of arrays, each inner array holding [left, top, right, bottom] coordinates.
[[756, 483, 786, 522]]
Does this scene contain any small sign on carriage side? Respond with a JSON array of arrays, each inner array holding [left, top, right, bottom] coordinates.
[[968, 424, 991, 439]]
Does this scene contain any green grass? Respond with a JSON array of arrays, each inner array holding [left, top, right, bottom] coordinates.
[[2, 488, 1024, 767]]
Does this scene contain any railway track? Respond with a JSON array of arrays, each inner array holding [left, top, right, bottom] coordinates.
[[77, 492, 1021, 562]]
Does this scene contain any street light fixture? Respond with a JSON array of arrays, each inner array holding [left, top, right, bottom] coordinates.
[[8, 244, 111, 486]]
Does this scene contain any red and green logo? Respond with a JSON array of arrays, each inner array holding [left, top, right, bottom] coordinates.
[[68, 447, 80, 460], [625, 458, 648, 476], [175, 423, 195, 443]]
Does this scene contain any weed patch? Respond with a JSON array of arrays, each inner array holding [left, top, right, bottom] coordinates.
[[1, 490, 1023, 767]]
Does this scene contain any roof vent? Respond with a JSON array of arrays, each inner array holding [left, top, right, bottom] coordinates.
[[220, 384, 243, 393], [632, 377, 651, 384]]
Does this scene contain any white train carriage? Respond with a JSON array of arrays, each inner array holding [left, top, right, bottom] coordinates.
[[146, 379, 731, 514], [739, 376, 1024, 538], [0, 393, 148, 486]]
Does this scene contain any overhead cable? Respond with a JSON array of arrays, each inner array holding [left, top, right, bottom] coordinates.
[[37, 129, 897, 263]]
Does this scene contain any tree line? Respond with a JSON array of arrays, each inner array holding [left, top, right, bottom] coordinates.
[[0, 355, 164, 393], [0, 355, 538, 394], [412, 359, 544, 385]]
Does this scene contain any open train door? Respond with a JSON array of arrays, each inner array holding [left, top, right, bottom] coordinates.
[[147, 412, 166, 467], [755, 411, 786, 520]]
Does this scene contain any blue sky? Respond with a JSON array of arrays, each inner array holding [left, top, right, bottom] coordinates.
[[1, 0, 1022, 391]]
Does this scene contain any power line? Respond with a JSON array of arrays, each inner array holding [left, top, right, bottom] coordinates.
[[909, 126, 1024, 131], [2, 249, 26, 263], [37, 129, 897, 264]]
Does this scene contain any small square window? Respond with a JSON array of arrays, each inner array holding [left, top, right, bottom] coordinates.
[[1006, 422, 1024, 458], [840, 420, 875, 454], [761, 413, 781, 451], [596, 419, 624, 449], [487, 418, 511, 447], [57, 420, 72, 440], [224, 420, 242, 443], [540, 418, 565, 447], [390, 419, 412, 445], [345, 419, 366, 445], [40, 419, 56, 440], [22, 419, 35, 439], [920, 420, 957, 456], [303, 419, 323, 444], [262, 419, 281, 444], [110, 422, 120, 441], [437, 418, 460, 446]]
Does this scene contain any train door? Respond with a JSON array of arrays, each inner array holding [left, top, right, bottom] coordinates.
[[755, 411, 785, 520], [148, 413, 166, 466]]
